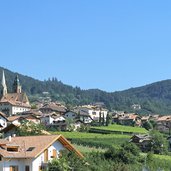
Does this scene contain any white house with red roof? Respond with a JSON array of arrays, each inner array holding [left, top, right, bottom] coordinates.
[[0, 135, 83, 171]]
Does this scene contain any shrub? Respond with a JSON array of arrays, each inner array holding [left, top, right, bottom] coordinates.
[[104, 142, 140, 164]]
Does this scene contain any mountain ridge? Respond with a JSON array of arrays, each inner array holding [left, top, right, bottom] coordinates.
[[1, 67, 171, 114]]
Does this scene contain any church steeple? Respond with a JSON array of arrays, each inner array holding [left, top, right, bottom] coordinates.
[[1, 70, 7, 96], [13, 75, 22, 93]]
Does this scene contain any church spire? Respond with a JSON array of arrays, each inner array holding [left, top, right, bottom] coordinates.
[[1, 70, 7, 96], [13, 75, 22, 93]]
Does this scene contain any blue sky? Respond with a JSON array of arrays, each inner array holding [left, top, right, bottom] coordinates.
[[0, 1, 171, 92]]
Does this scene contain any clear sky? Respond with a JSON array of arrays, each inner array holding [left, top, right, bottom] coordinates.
[[0, 1, 171, 92]]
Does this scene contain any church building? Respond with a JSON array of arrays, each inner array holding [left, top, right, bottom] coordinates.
[[0, 70, 31, 116]]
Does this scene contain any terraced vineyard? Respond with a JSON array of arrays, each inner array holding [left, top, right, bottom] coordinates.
[[51, 124, 147, 150], [140, 153, 171, 171], [52, 131, 131, 149], [51, 127, 171, 171]]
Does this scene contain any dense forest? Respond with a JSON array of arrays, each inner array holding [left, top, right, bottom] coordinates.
[[1, 67, 171, 114]]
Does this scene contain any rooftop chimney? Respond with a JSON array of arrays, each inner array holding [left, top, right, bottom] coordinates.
[[8, 136, 11, 142], [12, 134, 16, 137]]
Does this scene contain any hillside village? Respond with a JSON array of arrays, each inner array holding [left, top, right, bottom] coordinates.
[[0, 70, 171, 171]]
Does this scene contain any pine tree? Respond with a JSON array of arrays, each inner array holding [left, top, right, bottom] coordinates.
[[99, 111, 102, 126], [106, 113, 110, 126], [102, 113, 105, 126]]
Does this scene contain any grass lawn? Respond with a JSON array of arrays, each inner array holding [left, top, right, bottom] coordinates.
[[91, 124, 148, 134]]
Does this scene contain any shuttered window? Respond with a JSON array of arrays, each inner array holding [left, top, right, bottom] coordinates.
[[10, 166, 18, 171]]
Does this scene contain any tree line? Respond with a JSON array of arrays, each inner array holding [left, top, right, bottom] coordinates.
[[2, 67, 171, 114]]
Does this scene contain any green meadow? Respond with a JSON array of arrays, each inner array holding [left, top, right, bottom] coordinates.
[[91, 124, 147, 134]]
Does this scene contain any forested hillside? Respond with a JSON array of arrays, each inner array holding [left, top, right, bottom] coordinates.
[[1, 67, 171, 114]]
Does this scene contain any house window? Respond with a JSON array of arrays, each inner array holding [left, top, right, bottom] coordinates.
[[26, 147, 35, 151], [92, 112, 96, 115], [44, 149, 48, 162], [52, 149, 57, 158], [25, 166, 30, 171], [10, 166, 18, 171], [7, 147, 19, 152]]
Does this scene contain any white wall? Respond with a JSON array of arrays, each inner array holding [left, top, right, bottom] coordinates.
[[81, 107, 108, 121], [41, 116, 65, 125], [0, 140, 66, 171], [0, 116, 7, 130], [0, 103, 30, 116], [0, 158, 31, 171], [32, 141, 65, 171], [12, 106, 30, 115], [53, 116, 65, 122]]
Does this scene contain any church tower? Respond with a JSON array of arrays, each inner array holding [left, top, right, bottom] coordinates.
[[13, 75, 22, 93], [1, 70, 7, 96]]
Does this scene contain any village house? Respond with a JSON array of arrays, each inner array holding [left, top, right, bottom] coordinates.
[[0, 71, 31, 116], [63, 111, 90, 125], [0, 114, 41, 137], [79, 112, 93, 124], [21, 109, 43, 117], [0, 123, 19, 138], [18, 115, 40, 124], [40, 113, 67, 130], [130, 134, 152, 152], [0, 122, 50, 138], [112, 111, 125, 123], [74, 105, 108, 122], [40, 113, 65, 125], [156, 115, 171, 133], [20, 114, 40, 124], [0, 135, 83, 171], [61, 111, 88, 130], [39, 102, 67, 115], [7, 115, 21, 125], [113, 113, 142, 126], [7, 114, 40, 126]]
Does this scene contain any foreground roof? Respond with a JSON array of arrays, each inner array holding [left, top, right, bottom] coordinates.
[[0, 135, 83, 158]]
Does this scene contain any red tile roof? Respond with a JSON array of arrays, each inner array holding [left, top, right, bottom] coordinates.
[[0, 135, 83, 158], [0, 93, 31, 108]]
